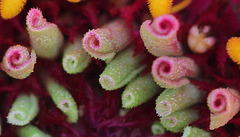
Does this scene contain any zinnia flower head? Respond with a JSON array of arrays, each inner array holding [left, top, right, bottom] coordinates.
[[0, 0, 240, 137]]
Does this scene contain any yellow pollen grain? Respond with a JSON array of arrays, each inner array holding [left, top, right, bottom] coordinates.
[[67, 0, 81, 3], [226, 37, 240, 64], [0, 0, 27, 19], [147, 0, 192, 18]]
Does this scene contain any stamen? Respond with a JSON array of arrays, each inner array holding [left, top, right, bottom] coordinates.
[[147, 0, 192, 18], [171, 0, 192, 13], [67, 0, 81, 3], [147, 0, 173, 18], [226, 37, 240, 64], [188, 25, 216, 53], [0, 0, 27, 19]]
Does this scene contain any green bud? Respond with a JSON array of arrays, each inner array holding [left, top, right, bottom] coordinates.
[[151, 121, 165, 135], [45, 76, 78, 123], [99, 46, 145, 91], [156, 84, 203, 117], [18, 124, 51, 137], [161, 108, 199, 133], [62, 37, 91, 74], [7, 94, 39, 126], [122, 74, 160, 108], [182, 126, 211, 137], [26, 8, 63, 59]]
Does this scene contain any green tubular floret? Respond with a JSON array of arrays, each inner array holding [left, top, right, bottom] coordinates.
[[99, 46, 146, 91], [45, 76, 78, 123], [160, 108, 199, 133], [182, 126, 211, 137], [155, 84, 202, 117], [62, 37, 91, 74], [82, 19, 131, 62], [18, 124, 51, 137], [151, 121, 165, 135], [26, 8, 63, 59], [7, 94, 39, 126], [122, 74, 160, 108]]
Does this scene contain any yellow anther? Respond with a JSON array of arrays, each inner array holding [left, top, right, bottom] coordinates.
[[0, 0, 27, 19], [148, 0, 173, 18], [226, 37, 240, 64], [147, 0, 192, 18], [67, 0, 81, 3], [171, 0, 191, 13]]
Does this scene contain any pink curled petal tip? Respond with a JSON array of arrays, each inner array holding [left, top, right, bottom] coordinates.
[[140, 14, 183, 56], [26, 8, 44, 29], [1, 45, 37, 79], [82, 19, 131, 62], [207, 88, 240, 130], [26, 8, 64, 59], [152, 56, 199, 88]]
